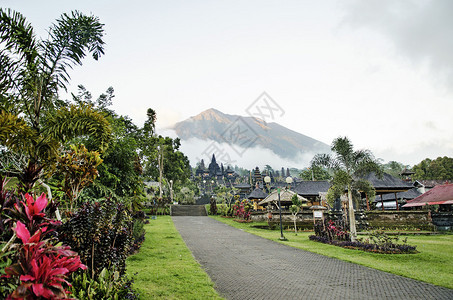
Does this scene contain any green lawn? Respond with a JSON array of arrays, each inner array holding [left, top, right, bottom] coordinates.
[[126, 216, 224, 299], [210, 215, 453, 290]]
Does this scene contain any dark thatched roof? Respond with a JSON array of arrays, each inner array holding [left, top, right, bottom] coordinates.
[[293, 181, 330, 197], [361, 172, 413, 192], [247, 188, 268, 200], [235, 183, 251, 189]]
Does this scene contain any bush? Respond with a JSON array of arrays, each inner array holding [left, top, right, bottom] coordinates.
[[0, 176, 19, 243], [310, 219, 417, 254], [3, 193, 86, 299], [314, 219, 350, 242], [130, 219, 145, 254], [58, 201, 134, 278], [177, 187, 195, 205], [209, 197, 217, 215], [69, 268, 138, 300], [232, 200, 252, 220], [309, 235, 417, 254], [217, 204, 229, 216]]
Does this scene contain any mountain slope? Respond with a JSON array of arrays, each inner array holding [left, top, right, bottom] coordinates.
[[172, 108, 330, 160]]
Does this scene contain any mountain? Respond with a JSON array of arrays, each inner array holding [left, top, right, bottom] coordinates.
[[172, 108, 330, 163]]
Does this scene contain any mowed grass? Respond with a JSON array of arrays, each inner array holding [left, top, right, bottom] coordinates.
[[210, 215, 453, 290], [126, 216, 224, 299]]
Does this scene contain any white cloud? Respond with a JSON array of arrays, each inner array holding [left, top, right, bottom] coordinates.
[[172, 133, 317, 170], [341, 0, 453, 90]]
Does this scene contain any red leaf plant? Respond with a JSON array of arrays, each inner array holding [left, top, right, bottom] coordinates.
[[3, 193, 86, 299], [12, 193, 60, 236]]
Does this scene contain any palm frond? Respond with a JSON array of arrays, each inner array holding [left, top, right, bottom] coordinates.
[[311, 153, 333, 169], [0, 8, 40, 115], [41, 10, 105, 92], [0, 8, 38, 65], [331, 136, 354, 165], [353, 150, 382, 178], [0, 111, 35, 151], [45, 104, 111, 152]]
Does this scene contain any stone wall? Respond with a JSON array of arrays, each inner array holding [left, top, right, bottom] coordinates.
[[432, 212, 453, 230], [364, 211, 435, 231], [250, 210, 453, 231], [250, 211, 320, 230]]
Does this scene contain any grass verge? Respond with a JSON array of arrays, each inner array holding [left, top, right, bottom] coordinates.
[[211, 215, 453, 290], [126, 216, 224, 299]]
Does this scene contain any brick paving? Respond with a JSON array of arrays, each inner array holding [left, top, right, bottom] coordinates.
[[172, 216, 453, 300]]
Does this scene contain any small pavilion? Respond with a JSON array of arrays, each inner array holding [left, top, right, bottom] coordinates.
[[258, 189, 308, 210], [361, 172, 414, 211], [247, 184, 268, 211], [293, 181, 330, 206]]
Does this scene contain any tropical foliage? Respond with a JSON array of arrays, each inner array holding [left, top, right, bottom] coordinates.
[[311, 136, 381, 241], [412, 156, 453, 180], [310, 219, 417, 254], [3, 193, 86, 299], [299, 166, 331, 181], [58, 201, 136, 278], [177, 187, 196, 204], [0, 8, 110, 193], [289, 194, 302, 234], [0, 10, 150, 299], [232, 199, 252, 221], [55, 144, 103, 211], [382, 161, 409, 178], [68, 267, 138, 300]]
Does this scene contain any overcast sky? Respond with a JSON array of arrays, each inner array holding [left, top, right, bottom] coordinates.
[[3, 0, 453, 167]]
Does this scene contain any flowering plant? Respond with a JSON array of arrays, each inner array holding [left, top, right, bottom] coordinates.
[[314, 219, 350, 242], [232, 200, 252, 220], [3, 193, 86, 299]]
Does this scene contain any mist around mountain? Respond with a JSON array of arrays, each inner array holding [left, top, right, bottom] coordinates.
[[166, 108, 330, 169]]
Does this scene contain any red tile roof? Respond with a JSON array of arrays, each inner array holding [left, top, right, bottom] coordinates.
[[403, 184, 453, 207]]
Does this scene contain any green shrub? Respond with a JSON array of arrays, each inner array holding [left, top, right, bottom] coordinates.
[[210, 197, 217, 215], [58, 201, 134, 278], [217, 203, 229, 216], [69, 268, 138, 300], [130, 219, 145, 254], [0, 244, 16, 298]]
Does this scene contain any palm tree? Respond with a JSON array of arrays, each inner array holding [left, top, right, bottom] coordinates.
[[0, 9, 110, 191], [311, 137, 381, 241]]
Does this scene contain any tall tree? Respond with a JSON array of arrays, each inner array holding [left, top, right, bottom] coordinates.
[[0, 9, 105, 128], [264, 164, 273, 176], [311, 137, 381, 241], [0, 9, 109, 191], [299, 166, 331, 181], [383, 161, 409, 178], [412, 157, 453, 180]]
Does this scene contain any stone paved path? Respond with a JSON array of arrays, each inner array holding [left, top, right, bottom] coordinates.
[[172, 216, 453, 300]]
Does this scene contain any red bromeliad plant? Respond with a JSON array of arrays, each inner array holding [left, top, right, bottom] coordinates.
[[3, 193, 86, 299]]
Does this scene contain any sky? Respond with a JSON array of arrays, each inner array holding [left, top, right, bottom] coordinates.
[[3, 0, 453, 168]]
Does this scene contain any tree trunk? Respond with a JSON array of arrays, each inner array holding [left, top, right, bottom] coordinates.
[[347, 186, 357, 242], [365, 193, 370, 211]]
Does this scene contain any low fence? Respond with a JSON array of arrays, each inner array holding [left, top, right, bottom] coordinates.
[[250, 211, 320, 230], [250, 210, 453, 231]]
